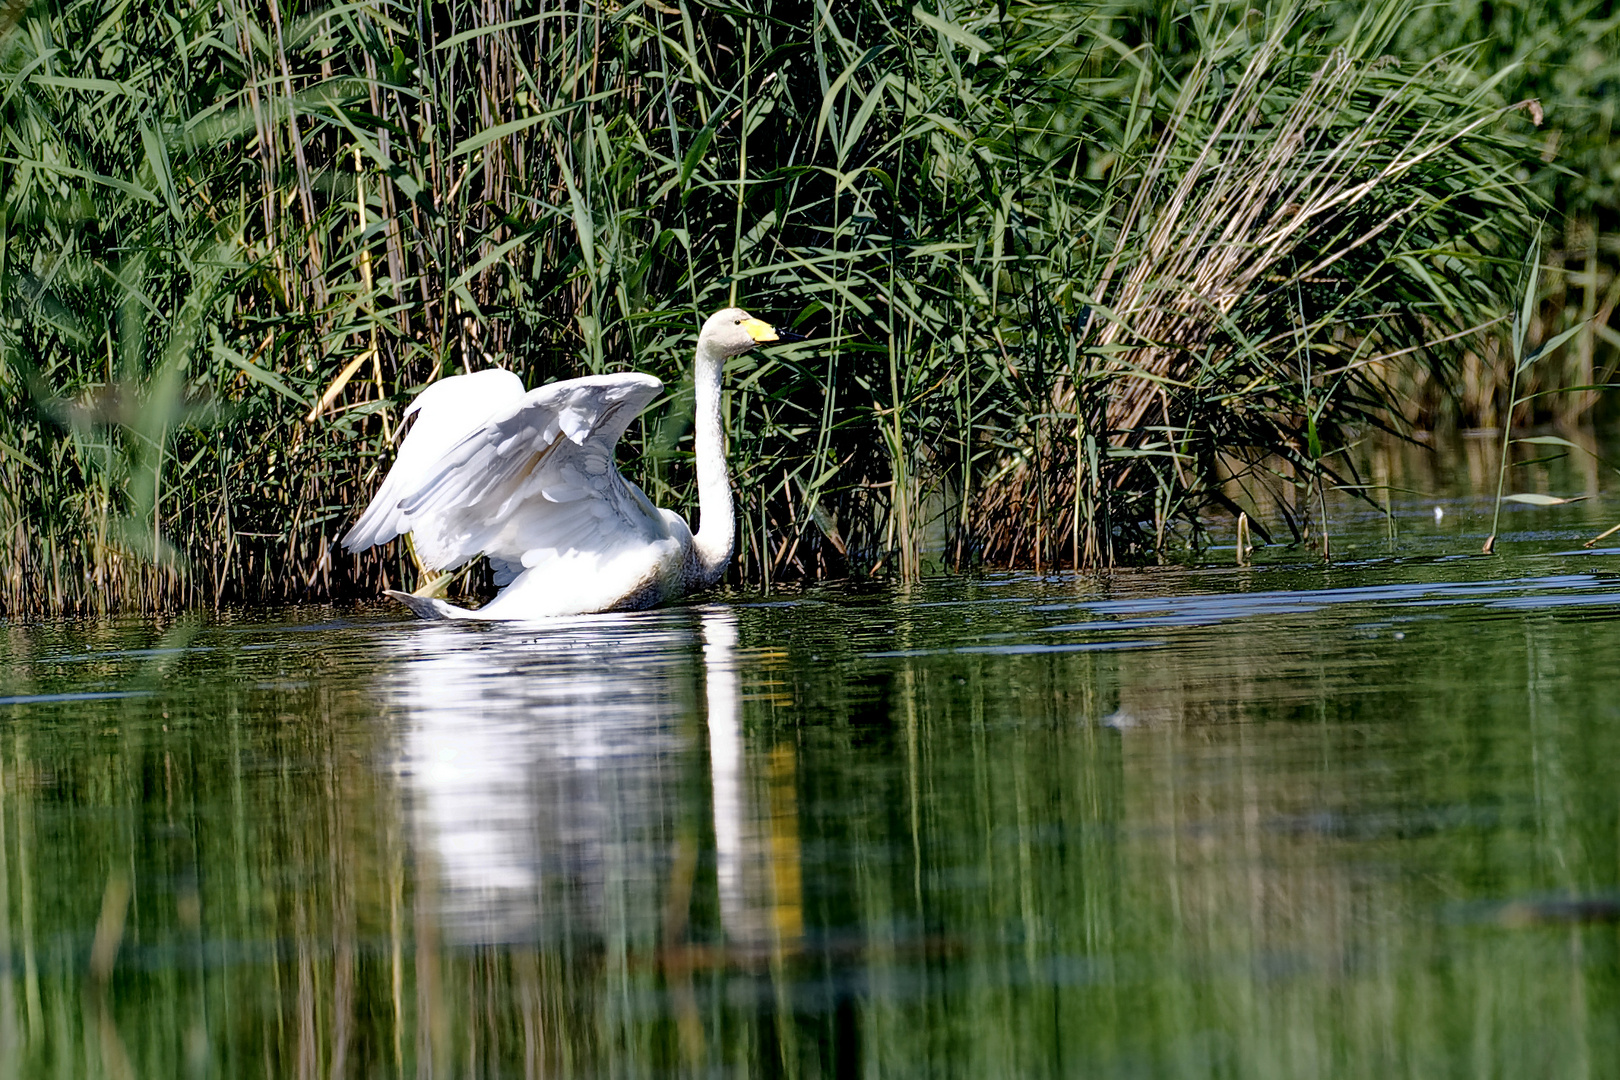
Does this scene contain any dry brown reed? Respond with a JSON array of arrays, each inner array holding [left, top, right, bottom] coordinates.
[[972, 5, 1541, 566]]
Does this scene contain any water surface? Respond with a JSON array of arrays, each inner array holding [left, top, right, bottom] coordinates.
[[5, 495, 1620, 1076]]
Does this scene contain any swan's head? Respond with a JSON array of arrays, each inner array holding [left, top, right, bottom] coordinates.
[[700, 307, 779, 358]]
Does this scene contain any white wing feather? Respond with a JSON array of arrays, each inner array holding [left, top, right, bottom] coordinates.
[[344, 371, 670, 583], [342, 368, 526, 553]]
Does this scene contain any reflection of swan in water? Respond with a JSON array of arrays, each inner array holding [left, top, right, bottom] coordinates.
[[704, 612, 802, 957], [391, 611, 699, 945], [387, 607, 802, 956]]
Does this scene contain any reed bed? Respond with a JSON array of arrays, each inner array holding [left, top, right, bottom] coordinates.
[[974, 4, 1542, 565], [0, 0, 1596, 614]]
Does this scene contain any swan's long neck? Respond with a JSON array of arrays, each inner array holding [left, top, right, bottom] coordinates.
[[690, 339, 734, 586]]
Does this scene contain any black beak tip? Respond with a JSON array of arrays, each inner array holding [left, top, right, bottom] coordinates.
[[774, 328, 809, 342]]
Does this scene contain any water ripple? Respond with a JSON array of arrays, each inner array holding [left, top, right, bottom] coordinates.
[[1040, 572, 1620, 633]]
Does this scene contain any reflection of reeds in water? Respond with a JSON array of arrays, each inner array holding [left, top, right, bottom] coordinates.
[[4, 587, 1620, 1074], [1102, 615, 1615, 1078]]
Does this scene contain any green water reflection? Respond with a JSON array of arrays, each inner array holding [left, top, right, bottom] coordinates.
[[5, 524, 1620, 1075]]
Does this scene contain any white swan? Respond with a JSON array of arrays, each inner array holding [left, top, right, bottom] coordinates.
[[341, 308, 780, 620]]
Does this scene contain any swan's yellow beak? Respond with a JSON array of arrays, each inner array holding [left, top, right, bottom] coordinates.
[[740, 317, 778, 343]]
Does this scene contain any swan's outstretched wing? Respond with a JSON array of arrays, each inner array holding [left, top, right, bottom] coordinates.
[[343, 368, 527, 553], [345, 372, 669, 577]]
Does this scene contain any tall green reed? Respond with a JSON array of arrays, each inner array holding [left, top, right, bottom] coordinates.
[[1482, 236, 1597, 553]]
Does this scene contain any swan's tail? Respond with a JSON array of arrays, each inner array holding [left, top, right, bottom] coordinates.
[[384, 589, 467, 621]]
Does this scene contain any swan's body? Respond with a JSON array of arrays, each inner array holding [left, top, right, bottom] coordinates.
[[342, 308, 779, 620]]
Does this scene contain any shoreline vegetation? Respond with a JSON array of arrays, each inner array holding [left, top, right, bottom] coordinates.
[[0, 0, 1613, 615]]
